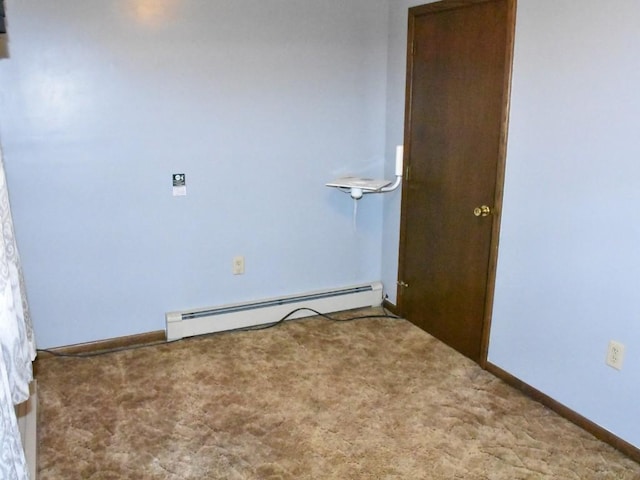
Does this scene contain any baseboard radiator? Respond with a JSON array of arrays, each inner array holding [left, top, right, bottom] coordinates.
[[166, 281, 383, 341]]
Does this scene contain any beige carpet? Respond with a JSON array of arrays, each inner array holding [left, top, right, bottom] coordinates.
[[36, 309, 640, 479]]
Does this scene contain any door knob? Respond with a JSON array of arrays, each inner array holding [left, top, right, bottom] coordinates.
[[473, 205, 492, 217]]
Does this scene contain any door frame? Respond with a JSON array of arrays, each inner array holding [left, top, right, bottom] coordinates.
[[397, 0, 517, 367]]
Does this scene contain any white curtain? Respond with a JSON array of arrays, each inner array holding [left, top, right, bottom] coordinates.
[[0, 142, 36, 480]]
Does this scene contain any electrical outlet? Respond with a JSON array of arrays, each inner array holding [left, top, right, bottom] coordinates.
[[606, 340, 625, 370], [232, 256, 245, 275]]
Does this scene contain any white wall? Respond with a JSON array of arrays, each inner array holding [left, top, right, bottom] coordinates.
[[0, 0, 390, 348], [487, 1, 640, 448]]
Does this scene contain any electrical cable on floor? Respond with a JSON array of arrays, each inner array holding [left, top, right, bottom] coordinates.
[[36, 306, 400, 359]]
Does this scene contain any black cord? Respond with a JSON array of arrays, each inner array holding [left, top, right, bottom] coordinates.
[[36, 306, 400, 359], [240, 306, 398, 332]]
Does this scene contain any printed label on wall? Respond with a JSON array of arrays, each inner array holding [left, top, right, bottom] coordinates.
[[172, 174, 186, 196]]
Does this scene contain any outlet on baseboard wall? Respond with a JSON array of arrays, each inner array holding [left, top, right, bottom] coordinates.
[[606, 340, 625, 370]]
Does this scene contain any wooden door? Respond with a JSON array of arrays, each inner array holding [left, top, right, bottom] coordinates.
[[398, 0, 516, 364]]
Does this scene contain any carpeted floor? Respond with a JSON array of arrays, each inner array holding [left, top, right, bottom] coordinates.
[[36, 309, 640, 479]]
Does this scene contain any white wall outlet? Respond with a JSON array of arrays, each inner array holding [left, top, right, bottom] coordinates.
[[232, 256, 245, 275], [606, 340, 625, 370]]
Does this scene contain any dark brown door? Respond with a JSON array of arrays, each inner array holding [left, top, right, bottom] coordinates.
[[398, 0, 516, 364]]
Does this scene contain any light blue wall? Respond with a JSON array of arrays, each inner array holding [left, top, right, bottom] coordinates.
[[382, 0, 640, 449], [489, 1, 640, 448], [0, 0, 390, 348], [381, 0, 430, 304], [3, 0, 639, 451]]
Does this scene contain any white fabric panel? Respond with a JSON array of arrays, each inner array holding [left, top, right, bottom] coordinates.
[[0, 142, 35, 480]]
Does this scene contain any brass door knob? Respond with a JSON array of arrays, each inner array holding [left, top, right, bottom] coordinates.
[[473, 205, 492, 217]]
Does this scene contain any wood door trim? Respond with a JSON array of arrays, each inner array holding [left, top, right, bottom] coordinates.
[[478, 0, 517, 368], [408, 0, 507, 16], [396, 5, 416, 315], [397, 0, 517, 367]]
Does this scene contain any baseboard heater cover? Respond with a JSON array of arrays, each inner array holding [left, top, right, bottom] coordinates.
[[166, 281, 383, 341]]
